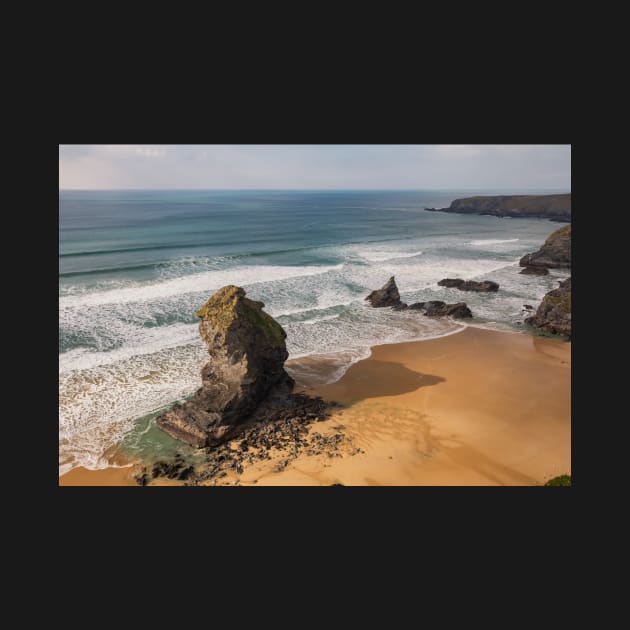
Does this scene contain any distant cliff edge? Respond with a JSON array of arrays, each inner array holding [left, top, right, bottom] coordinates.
[[425, 194, 571, 222]]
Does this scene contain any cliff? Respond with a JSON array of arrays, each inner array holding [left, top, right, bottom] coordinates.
[[426, 194, 571, 221], [519, 224, 571, 269]]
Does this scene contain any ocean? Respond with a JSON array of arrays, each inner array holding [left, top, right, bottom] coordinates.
[[59, 189, 570, 474]]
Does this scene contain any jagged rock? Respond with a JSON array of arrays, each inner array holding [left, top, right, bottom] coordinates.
[[525, 277, 571, 338], [138, 394, 353, 486], [134, 454, 194, 485], [408, 300, 472, 318], [438, 278, 499, 292], [156, 285, 294, 447], [519, 225, 571, 269], [365, 276, 402, 307], [520, 265, 549, 275]]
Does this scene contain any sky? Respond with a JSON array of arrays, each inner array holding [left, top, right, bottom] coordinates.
[[59, 145, 571, 190]]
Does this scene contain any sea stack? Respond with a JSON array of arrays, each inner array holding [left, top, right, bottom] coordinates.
[[365, 276, 403, 308], [156, 285, 294, 447], [519, 225, 571, 269]]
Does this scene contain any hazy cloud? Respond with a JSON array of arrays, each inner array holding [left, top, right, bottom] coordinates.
[[59, 144, 571, 190]]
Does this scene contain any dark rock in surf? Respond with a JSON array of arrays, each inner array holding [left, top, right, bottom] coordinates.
[[520, 265, 549, 275], [392, 303, 408, 311], [365, 276, 402, 307], [438, 278, 499, 292], [408, 300, 472, 318]]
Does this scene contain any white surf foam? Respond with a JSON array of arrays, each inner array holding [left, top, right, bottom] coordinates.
[[468, 238, 520, 246], [59, 322, 201, 374], [59, 264, 344, 308], [357, 250, 424, 262]]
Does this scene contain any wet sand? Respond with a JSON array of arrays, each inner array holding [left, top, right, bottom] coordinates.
[[59, 465, 137, 486], [59, 326, 571, 486]]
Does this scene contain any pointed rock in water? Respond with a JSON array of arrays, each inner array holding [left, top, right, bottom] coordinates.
[[525, 277, 571, 338], [438, 278, 499, 292], [156, 285, 294, 447], [519, 224, 571, 269], [365, 276, 402, 307]]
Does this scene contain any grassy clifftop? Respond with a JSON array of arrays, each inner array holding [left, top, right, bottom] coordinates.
[[428, 194, 571, 220]]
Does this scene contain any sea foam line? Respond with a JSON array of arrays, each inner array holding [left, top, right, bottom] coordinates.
[[59, 264, 344, 308], [358, 250, 424, 262], [468, 238, 520, 246]]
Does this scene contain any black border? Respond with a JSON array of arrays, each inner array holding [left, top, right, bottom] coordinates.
[[48, 96, 580, 557]]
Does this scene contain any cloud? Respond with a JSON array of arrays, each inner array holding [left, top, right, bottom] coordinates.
[[134, 147, 167, 158], [59, 144, 571, 190], [435, 145, 483, 157]]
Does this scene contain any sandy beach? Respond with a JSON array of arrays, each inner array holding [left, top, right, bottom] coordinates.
[[60, 326, 570, 486]]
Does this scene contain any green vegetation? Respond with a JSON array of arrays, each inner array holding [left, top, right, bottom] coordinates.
[[544, 292, 571, 312], [195, 284, 286, 346], [545, 225, 571, 244], [242, 300, 286, 345], [545, 474, 571, 486], [195, 285, 243, 325]]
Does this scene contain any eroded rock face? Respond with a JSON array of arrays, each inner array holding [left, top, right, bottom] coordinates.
[[519, 225, 571, 269], [438, 278, 499, 292], [156, 285, 294, 447], [525, 277, 571, 338], [408, 300, 472, 318], [365, 276, 402, 307]]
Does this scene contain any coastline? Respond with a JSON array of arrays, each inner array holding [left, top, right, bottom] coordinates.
[[59, 326, 570, 486]]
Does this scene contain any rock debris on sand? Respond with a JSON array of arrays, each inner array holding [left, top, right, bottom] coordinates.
[[135, 396, 364, 485]]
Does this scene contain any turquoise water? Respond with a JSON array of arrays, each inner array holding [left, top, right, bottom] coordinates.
[[59, 189, 569, 473]]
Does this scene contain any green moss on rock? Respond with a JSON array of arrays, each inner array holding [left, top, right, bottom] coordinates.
[[545, 224, 571, 245], [544, 292, 571, 312], [242, 299, 286, 345], [195, 284, 286, 346]]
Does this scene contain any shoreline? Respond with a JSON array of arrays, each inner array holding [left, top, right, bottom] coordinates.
[[59, 326, 570, 486]]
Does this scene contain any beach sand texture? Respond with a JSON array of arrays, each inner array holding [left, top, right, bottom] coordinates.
[[60, 327, 570, 486]]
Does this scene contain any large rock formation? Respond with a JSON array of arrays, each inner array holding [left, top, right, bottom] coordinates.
[[438, 278, 499, 292], [365, 276, 403, 307], [425, 194, 571, 222], [156, 285, 294, 447], [519, 225, 571, 269], [408, 300, 472, 318], [525, 277, 571, 338]]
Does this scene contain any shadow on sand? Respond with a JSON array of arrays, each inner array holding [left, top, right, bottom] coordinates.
[[312, 359, 445, 404]]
